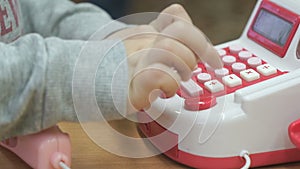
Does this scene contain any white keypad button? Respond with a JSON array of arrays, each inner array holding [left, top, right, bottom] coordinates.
[[197, 73, 212, 83], [214, 68, 229, 78], [180, 79, 203, 97], [238, 51, 253, 61], [247, 57, 262, 68], [229, 44, 243, 54], [222, 74, 242, 87], [240, 69, 260, 82], [257, 64, 277, 76], [232, 62, 246, 73], [217, 49, 227, 57], [192, 67, 202, 76], [222, 55, 236, 66], [204, 80, 224, 93]]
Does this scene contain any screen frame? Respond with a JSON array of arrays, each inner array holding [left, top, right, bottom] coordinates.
[[247, 0, 300, 58]]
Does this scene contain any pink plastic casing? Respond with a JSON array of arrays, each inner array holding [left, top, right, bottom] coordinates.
[[0, 126, 71, 169]]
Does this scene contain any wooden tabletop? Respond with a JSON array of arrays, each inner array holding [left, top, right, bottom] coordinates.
[[1, 120, 300, 169]]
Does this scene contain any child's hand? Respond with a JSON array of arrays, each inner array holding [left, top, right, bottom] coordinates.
[[110, 4, 223, 114]]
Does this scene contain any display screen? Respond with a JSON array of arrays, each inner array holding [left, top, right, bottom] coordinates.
[[253, 9, 293, 47]]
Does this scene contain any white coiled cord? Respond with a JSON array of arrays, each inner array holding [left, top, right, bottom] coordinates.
[[59, 161, 71, 169], [240, 150, 251, 169]]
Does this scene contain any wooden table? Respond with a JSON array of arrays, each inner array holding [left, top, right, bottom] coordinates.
[[1, 120, 300, 169]]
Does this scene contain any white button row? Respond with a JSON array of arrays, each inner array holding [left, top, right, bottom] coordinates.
[[183, 67, 277, 96], [204, 74, 243, 93], [185, 46, 278, 95], [220, 54, 263, 71], [214, 64, 277, 89]]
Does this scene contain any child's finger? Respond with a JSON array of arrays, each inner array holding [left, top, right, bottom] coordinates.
[[129, 63, 180, 110], [141, 37, 197, 81], [106, 25, 157, 40], [150, 4, 192, 32], [161, 20, 223, 69], [154, 38, 197, 70]]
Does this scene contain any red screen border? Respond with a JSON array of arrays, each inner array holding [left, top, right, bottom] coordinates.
[[247, 0, 300, 58]]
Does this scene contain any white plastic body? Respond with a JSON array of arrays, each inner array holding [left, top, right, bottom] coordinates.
[[144, 0, 300, 158]]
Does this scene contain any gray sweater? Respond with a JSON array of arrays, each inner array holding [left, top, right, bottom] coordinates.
[[0, 0, 128, 140]]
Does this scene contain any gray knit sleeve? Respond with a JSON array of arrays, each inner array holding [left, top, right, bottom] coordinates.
[[0, 33, 128, 140], [18, 0, 128, 40]]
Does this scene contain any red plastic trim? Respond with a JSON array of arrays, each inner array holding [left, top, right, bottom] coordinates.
[[176, 147, 300, 169]]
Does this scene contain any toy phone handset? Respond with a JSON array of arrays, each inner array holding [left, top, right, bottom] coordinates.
[[138, 0, 300, 168], [0, 126, 72, 169]]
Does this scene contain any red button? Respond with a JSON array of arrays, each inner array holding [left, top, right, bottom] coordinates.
[[288, 119, 300, 149], [184, 96, 217, 111]]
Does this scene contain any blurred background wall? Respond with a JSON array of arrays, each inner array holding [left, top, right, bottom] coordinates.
[[73, 0, 257, 45]]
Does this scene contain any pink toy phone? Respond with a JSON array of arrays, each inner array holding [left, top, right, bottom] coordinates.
[[0, 126, 71, 169], [138, 0, 300, 168]]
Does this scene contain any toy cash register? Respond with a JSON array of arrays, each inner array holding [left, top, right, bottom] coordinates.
[[138, 0, 300, 168]]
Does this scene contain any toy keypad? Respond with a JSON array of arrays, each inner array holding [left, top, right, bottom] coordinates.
[[177, 44, 285, 111]]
